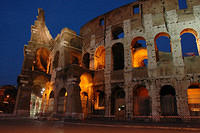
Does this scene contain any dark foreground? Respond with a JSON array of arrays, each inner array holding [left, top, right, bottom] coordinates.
[[0, 119, 200, 133]]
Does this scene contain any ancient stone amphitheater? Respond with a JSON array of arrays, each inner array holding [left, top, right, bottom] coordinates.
[[15, 0, 200, 122]]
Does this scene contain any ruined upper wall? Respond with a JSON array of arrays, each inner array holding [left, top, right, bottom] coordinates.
[[80, 0, 200, 46]]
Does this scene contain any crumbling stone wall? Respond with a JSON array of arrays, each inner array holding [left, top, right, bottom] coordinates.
[[80, 0, 200, 121]]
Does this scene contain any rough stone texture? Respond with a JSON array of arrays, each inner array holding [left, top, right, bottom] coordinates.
[[15, 0, 200, 122]]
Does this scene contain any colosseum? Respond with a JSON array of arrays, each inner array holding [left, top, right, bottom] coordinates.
[[14, 0, 200, 122]]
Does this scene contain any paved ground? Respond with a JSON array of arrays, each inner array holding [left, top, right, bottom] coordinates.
[[0, 119, 200, 133]]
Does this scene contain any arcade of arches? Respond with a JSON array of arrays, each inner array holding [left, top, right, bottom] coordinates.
[[15, 4, 200, 122]]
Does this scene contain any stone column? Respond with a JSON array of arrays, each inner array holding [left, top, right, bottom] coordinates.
[[150, 79, 161, 122], [171, 36, 184, 75], [53, 86, 58, 115], [15, 83, 32, 117], [89, 35, 96, 70], [175, 79, 190, 121], [146, 39, 157, 77], [123, 19, 133, 120], [69, 78, 83, 119], [104, 26, 112, 118]]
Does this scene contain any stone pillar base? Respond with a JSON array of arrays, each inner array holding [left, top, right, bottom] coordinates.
[[15, 110, 30, 117]]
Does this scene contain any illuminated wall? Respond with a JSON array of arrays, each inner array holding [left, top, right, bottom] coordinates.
[[132, 48, 148, 68], [35, 48, 50, 72], [79, 73, 93, 116], [94, 46, 105, 70]]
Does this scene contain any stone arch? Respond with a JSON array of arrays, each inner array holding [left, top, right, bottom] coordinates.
[[112, 26, 124, 40], [180, 28, 200, 56], [48, 90, 55, 112], [154, 32, 171, 61], [82, 53, 90, 69], [79, 73, 93, 117], [30, 84, 44, 118], [94, 45, 105, 70], [94, 90, 105, 111], [187, 83, 200, 116], [53, 51, 59, 69], [160, 85, 177, 116], [111, 86, 125, 120], [133, 84, 151, 116], [131, 37, 148, 68], [112, 43, 124, 70], [57, 88, 67, 113], [35, 47, 50, 72]]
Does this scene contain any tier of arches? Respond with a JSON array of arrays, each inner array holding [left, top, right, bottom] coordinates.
[[82, 28, 200, 71], [38, 82, 200, 119]]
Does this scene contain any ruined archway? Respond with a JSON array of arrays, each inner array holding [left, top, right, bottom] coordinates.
[[57, 88, 67, 113], [48, 90, 54, 113], [180, 28, 200, 57], [133, 85, 151, 116], [131, 37, 148, 67], [35, 47, 50, 72], [111, 86, 125, 120], [79, 73, 93, 117], [94, 46, 105, 70], [112, 43, 124, 70], [82, 53, 90, 69], [94, 90, 105, 115], [30, 75, 49, 118], [160, 85, 177, 116], [187, 83, 200, 116], [112, 26, 124, 40], [154, 32, 171, 61], [30, 85, 45, 118]]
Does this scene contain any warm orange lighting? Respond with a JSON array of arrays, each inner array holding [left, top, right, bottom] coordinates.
[[132, 48, 148, 68], [79, 73, 93, 93], [65, 92, 68, 97], [94, 46, 105, 70], [79, 73, 93, 116], [35, 48, 50, 72], [187, 88, 200, 104]]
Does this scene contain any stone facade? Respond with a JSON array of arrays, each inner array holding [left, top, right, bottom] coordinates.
[[15, 0, 200, 122]]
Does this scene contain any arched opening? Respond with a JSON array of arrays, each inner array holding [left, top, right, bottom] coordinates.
[[57, 88, 67, 113], [30, 75, 49, 118], [79, 73, 93, 117], [111, 86, 125, 120], [180, 29, 199, 57], [48, 90, 54, 113], [30, 85, 43, 118], [131, 37, 148, 68], [53, 51, 59, 69], [154, 33, 171, 61], [112, 27, 124, 40], [94, 46, 105, 70], [94, 90, 105, 115], [133, 85, 151, 116], [82, 53, 90, 69], [160, 85, 177, 116], [187, 83, 200, 116], [112, 43, 124, 70], [35, 47, 50, 72]]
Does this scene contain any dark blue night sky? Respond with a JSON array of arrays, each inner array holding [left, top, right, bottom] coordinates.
[[0, 0, 136, 86], [0, 0, 197, 86]]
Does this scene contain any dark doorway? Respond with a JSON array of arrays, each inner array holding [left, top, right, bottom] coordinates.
[[112, 43, 124, 70]]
